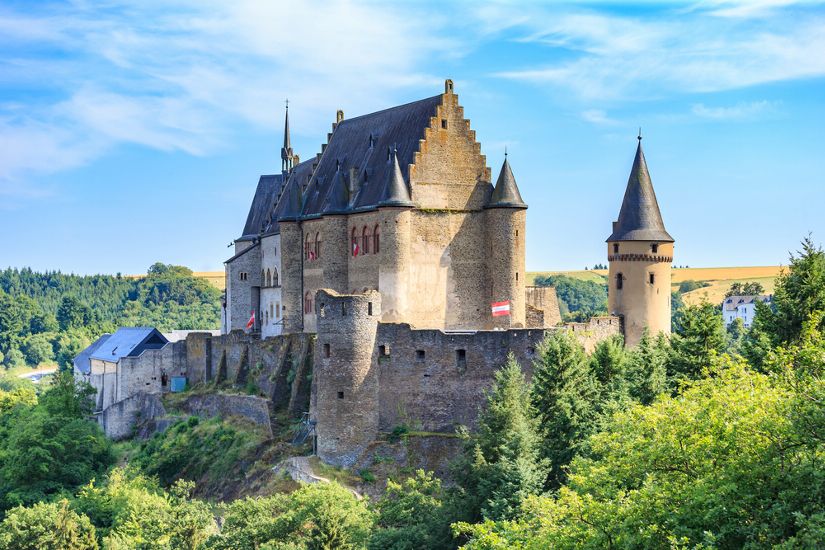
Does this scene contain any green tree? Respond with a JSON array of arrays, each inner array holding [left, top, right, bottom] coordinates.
[[56, 296, 93, 331], [370, 470, 457, 550], [742, 281, 765, 295], [530, 331, 598, 489], [0, 291, 35, 355], [624, 329, 669, 404], [21, 333, 54, 366], [589, 334, 628, 405], [725, 281, 744, 297], [207, 482, 373, 550], [457, 356, 547, 522], [667, 302, 726, 384], [533, 275, 608, 321], [0, 500, 98, 550]]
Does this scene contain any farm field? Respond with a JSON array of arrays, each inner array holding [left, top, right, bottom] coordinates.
[[193, 271, 225, 290], [527, 266, 783, 307]]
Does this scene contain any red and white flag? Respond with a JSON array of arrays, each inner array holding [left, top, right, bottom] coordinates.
[[308, 250, 316, 261], [246, 311, 255, 330], [352, 242, 360, 256], [491, 300, 511, 317]]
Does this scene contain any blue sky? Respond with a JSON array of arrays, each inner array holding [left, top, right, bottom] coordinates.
[[1, 0, 824, 275]]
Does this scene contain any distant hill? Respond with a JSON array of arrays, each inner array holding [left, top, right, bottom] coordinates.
[[130, 271, 225, 291], [528, 266, 783, 306]]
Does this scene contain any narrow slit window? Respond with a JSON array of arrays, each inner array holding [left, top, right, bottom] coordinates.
[[616, 273, 623, 290], [368, 302, 373, 316], [651, 243, 658, 254], [441, 118, 448, 129], [323, 343, 330, 358], [613, 243, 619, 254], [649, 273, 655, 285], [337, 391, 344, 399]]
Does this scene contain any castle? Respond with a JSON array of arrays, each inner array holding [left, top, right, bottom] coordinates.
[[77, 81, 674, 467]]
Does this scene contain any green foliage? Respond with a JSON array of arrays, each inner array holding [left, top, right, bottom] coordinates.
[[370, 470, 457, 550], [530, 332, 598, 489], [21, 333, 54, 366], [57, 296, 94, 331], [678, 279, 710, 293], [0, 373, 114, 512], [624, 329, 668, 404], [458, 355, 547, 521], [533, 275, 607, 321], [0, 499, 98, 550], [73, 467, 215, 549], [207, 482, 373, 550], [132, 416, 267, 487], [459, 356, 825, 549], [725, 280, 766, 297], [668, 302, 726, 385]]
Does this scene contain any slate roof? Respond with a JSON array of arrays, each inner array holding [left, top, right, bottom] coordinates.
[[378, 150, 414, 207], [73, 334, 111, 375], [723, 295, 772, 311], [487, 157, 526, 208], [271, 158, 315, 225], [238, 174, 286, 241], [607, 141, 673, 242], [89, 327, 168, 362], [298, 94, 442, 218]]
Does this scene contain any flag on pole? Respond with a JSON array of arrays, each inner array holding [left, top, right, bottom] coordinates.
[[491, 300, 511, 317], [352, 242, 360, 256], [246, 311, 255, 330]]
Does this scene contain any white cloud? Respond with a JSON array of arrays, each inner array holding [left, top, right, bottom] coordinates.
[[691, 100, 779, 120], [581, 109, 619, 125]]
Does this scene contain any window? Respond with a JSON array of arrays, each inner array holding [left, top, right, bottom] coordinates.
[[516, 272, 519, 281], [416, 350, 425, 361], [270, 303, 274, 319], [649, 273, 655, 285], [266, 268, 271, 287], [379, 344, 389, 356], [613, 243, 619, 254], [651, 243, 659, 254], [456, 349, 467, 370], [441, 118, 448, 129], [262, 269, 266, 285], [362, 226, 370, 254], [616, 273, 623, 290], [304, 292, 312, 314], [276, 302, 280, 318], [273, 268, 279, 287], [337, 391, 344, 399], [305, 235, 311, 260], [239, 272, 248, 281], [324, 343, 330, 358], [368, 302, 373, 316], [315, 232, 321, 259], [373, 225, 380, 254], [351, 227, 358, 256]]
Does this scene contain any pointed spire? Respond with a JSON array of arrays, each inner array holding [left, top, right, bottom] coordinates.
[[607, 139, 673, 242], [281, 99, 294, 174], [379, 149, 414, 207], [321, 162, 351, 215], [486, 155, 527, 209]]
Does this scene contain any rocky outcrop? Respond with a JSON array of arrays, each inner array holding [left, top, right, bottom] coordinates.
[[98, 392, 166, 440], [178, 393, 273, 437]]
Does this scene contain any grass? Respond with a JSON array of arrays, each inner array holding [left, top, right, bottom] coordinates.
[[308, 456, 362, 486], [680, 276, 777, 306]]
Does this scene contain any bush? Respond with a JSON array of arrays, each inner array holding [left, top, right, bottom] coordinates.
[[21, 334, 54, 366], [0, 499, 98, 550]]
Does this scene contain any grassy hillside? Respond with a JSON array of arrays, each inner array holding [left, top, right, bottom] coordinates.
[[528, 266, 783, 307]]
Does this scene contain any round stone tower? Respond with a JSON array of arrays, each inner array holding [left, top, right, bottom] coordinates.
[[313, 289, 381, 467], [607, 137, 674, 346], [485, 155, 527, 328]]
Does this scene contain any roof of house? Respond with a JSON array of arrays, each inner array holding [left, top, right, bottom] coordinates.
[[723, 295, 772, 311], [89, 327, 168, 362], [487, 157, 527, 209], [238, 174, 286, 241], [73, 334, 111, 375], [607, 140, 673, 242], [296, 94, 442, 219]]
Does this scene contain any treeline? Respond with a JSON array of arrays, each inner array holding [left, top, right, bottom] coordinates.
[[0, 263, 220, 369], [533, 274, 609, 321]]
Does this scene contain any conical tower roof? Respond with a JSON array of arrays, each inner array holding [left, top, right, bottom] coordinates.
[[276, 176, 304, 222], [321, 164, 350, 215], [607, 140, 673, 242], [486, 156, 527, 209], [379, 150, 414, 207]]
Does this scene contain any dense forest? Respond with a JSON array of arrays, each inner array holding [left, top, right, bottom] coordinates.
[[0, 240, 823, 548], [0, 263, 221, 370]]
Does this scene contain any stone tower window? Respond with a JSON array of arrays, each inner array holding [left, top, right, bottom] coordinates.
[[613, 243, 619, 254], [273, 268, 279, 287], [362, 226, 370, 254], [516, 272, 519, 282], [649, 273, 655, 285], [416, 350, 425, 361], [315, 232, 321, 259], [239, 272, 248, 281], [266, 269, 271, 287], [323, 343, 330, 358], [651, 243, 658, 253], [441, 118, 448, 129], [616, 273, 623, 290], [304, 292, 312, 314], [368, 302, 373, 316], [373, 225, 380, 254], [351, 227, 358, 256], [337, 391, 344, 399], [456, 349, 467, 372], [305, 234, 311, 260]]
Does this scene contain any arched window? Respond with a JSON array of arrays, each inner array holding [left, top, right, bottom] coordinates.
[[270, 303, 274, 320], [266, 268, 271, 287], [275, 302, 280, 318], [305, 235, 311, 260], [315, 232, 321, 259], [272, 268, 279, 287], [616, 273, 623, 290], [373, 224, 380, 254], [351, 227, 358, 256], [261, 269, 266, 285], [362, 226, 370, 254], [304, 292, 313, 314]]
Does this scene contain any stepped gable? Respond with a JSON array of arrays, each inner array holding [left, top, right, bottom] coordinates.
[[239, 174, 285, 241], [607, 140, 673, 242], [486, 157, 526, 209], [301, 95, 442, 218]]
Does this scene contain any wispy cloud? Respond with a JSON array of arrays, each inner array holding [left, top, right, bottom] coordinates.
[[691, 100, 780, 120], [488, 4, 825, 100], [581, 109, 619, 125], [0, 0, 451, 196]]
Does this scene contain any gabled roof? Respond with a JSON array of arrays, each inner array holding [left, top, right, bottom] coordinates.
[[238, 174, 286, 241], [723, 295, 772, 311], [486, 157, 526, 209], [225, 241, 259, 264], [607, 140, 673, 242], [273, 158, 315, 224], [379, 150, 414, 207], [89, 327, 168, 362], [73, 334, 111, 374], [321, 165, 351, 215], [300, 94, 442, 217]]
